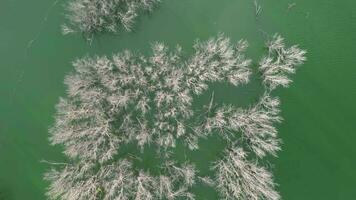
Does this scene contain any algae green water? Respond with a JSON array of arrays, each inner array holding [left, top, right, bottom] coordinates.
[[0, 0, 355, 199]]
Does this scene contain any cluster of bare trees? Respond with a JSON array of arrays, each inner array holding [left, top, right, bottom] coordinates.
[[47, 34, 306, 199], [45, 159, 197, 200], [202, 34, 305, 200], [45, 158, 204, 200], [62, 0, 161, 37]]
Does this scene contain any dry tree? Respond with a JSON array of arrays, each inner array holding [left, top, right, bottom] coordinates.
[[62, 0, 161, 38], [254, 0, 262, 17], [259, 34, 307, 90], [202, 93, 282, 158], [157, 161, 197, 200], [214, 147, 280, 200], [47, 34, 306, 199]]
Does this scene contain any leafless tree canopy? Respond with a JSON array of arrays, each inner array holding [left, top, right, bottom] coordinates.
[[259, 34, 307, 90], [47, 34, 306, 200], [49, 34, 251, 162], [214, 147, 280, 200], [45, 159, 197, 200], [202, 93, 282, 158], [62, 0, 161, 37]]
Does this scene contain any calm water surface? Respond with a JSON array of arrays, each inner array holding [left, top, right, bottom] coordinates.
[[0, 0, 355, 199]]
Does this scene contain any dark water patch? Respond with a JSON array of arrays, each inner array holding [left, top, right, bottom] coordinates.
[[0, 183, 13, 200]]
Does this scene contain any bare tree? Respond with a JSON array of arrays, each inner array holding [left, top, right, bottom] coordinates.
[[63, 0, 161, 38], [45, 161, 107, 200], [156, 161, 197, 200], [259, 34, 307, 90], [203, 93, 282, 158], [134, 171, 156, 200], [214, 147, 280, 200]]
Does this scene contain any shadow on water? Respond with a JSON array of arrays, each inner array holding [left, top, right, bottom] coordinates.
[[0, 183, 13, 200]]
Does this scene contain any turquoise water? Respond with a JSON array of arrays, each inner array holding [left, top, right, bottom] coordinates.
[[0, 0, 355, 199]]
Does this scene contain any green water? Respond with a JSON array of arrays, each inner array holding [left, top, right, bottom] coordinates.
[[0, 0, 355, 199]]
